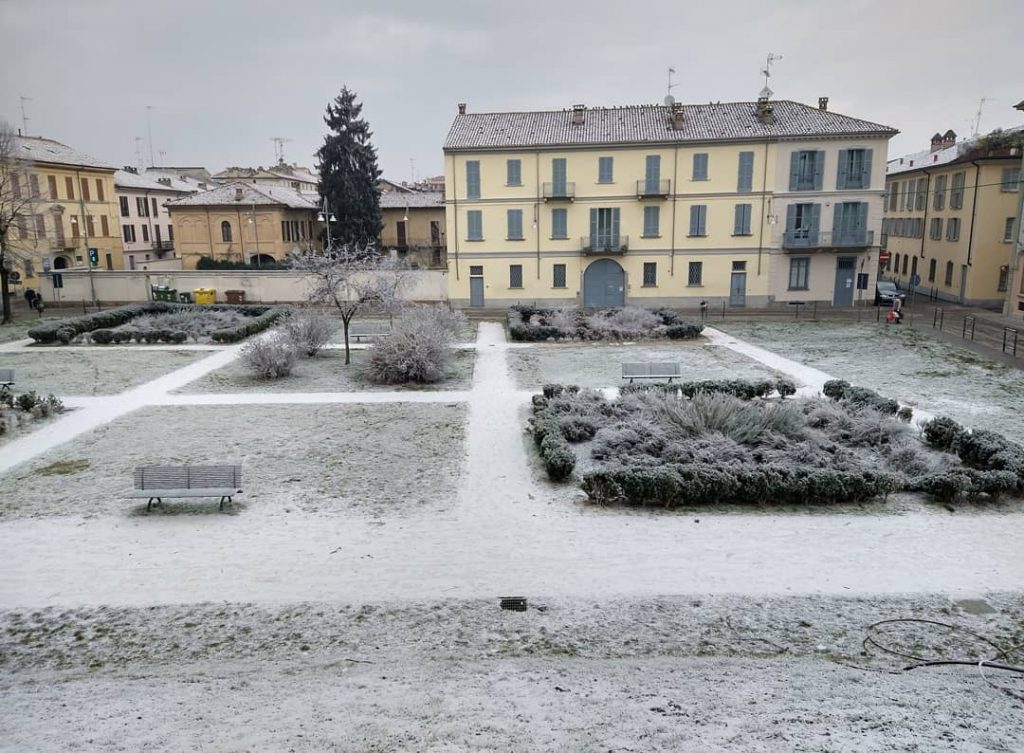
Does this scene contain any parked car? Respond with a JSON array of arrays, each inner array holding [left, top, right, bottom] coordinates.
[[874, 280, 906, 306]]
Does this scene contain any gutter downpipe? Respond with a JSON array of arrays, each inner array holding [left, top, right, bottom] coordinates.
[[966, 160, 981, 267], [919, 170, 930, 261], [535, 150, 541, 279], [756, 137, 771, 276], [449, 153, 459, 282], [670, 145, 679, 276]]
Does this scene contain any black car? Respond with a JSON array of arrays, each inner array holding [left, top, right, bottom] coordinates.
[[874, 280, 906, 306]]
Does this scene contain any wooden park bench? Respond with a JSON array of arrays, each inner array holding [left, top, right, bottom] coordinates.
[[350, 332, 387, 343], [621, 362, 682, 383], [127, 465, 243, 511], [0, 369, 13, 397]]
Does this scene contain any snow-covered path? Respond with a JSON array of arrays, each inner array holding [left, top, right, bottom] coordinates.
[[2, 321, 1023, 609]]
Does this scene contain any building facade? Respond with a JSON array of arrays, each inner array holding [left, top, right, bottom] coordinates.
[[213, 164, 318, 195], [114, 169, 197, 270], [442, 99, 895, 309], [883, 127, 1023, 307], [8, 136, 124, 290], [165, 182, 321, 268], [379, 189, 446, 269]]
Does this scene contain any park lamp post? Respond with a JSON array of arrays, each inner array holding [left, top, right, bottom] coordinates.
[[317, 198, 336, 255]]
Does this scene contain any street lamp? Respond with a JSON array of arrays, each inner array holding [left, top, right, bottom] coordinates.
[[317, 197, 336, 253]]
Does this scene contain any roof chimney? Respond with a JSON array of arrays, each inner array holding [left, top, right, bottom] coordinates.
[[157, 177, 171, 187], [234, 187, 244, 201], [818, 96, 829, 111], [669, 101, 684, 130], [755, 97, 775, 125], [457, 102, 466, 115], [572, 104, 586, 125], [930, 130, 957, 152]]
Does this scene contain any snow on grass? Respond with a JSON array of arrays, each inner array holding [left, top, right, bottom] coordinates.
[[177, 347, 475, 393], [0, 349, 209, 396], [509, 340, 780, 389], [0, 402, 466, 520], [718, 321, 1024, 442]]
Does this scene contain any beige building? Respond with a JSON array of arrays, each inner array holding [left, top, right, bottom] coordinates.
[[166, 182, 321, 268], [884, 127, 1023, 307], [214, 164, 318, 195], [443, 99, 896, 309], [114, 168, 197, 270], [8, 135, 124, 289], [379, 189, 446, 269]]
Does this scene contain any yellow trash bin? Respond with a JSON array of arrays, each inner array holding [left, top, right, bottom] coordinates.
[[193, 288, 216, 305]]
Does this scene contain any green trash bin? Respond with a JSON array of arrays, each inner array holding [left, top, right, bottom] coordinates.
[[179, 291, 193, 303]]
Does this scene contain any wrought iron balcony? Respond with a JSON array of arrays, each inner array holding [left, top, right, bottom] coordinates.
[[155, 240, 174, 251], [781, 229, 875, 250], [636, 179, 671, 198], [381, 236, 446, 251], [581, 234, 629, 255], [542, 182, 575, 201], [49, 239, 70, 250]]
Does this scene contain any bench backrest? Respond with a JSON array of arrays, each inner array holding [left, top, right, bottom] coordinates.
[[0, 368, 13, 382], [134, 465, 242, 490], [622, 362, 681, 377]]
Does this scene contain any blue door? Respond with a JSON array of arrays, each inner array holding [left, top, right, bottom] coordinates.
[[833, 256, 855, 306], [583, 259, 625, 308]]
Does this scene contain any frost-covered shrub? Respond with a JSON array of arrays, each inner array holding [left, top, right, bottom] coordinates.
[[586, 307, 663, 339], [90, 329, 114, 344], [951, 430, 1024, 489], [282, 310, 335, 357], [774, 377, 797, 399], [922, 416, 964, 450], [240, 336, 297, 379], [557, 415, 599, 442], [540, 435, 576, 481], [366, 305, 460, 384], [15, 391, 40, 412], [897, 406, 914, 423], [165, 330, 188, 344], [821, 379, 899, 414], [822, 379, 850, 400], [804, 399, 907, 448], [665, 323, 704, 340], [507, 306, 700, 342], [650, 393, 808, 446], [509, 324, 562, 342]]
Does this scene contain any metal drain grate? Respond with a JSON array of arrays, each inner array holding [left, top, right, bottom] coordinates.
[[500, 596, 528, 612]]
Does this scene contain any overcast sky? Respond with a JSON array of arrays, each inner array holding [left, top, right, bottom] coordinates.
[[3, 0, 1021, 182]]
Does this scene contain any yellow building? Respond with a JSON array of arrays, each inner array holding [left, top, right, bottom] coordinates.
[[10, 135, 123, 289], [883, 127, 1023, 306], [442, 99, 896, 309], [379, 188, 446, 269], [166, 182, 321, 268]]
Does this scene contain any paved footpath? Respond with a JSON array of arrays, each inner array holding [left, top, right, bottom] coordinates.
[[1, 323, 1020, 608]]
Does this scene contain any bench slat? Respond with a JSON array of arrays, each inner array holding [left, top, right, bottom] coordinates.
[[134, 465, 241, 490], [126, 488, 241, 498]]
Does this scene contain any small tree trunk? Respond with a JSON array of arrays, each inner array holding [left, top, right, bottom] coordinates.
[[342, 316, 351, 365], [0, 265, 11, 325]]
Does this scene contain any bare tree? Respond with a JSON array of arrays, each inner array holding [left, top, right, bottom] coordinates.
[[291, 245, 407, 365], [0, 121, 37, 325]]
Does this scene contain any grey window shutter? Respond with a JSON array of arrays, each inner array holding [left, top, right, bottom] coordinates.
[[737, 152, 754, 192], [552, 158, 567, 190], [785, 203, 797, 231], [644, 206, 659, 236], [733, 205, 743, 234], [832, 202, 844, 235], [466, 161, 480, 199], [699, 206, 707, 235], [646, 155, 661, 182], [611, 208, 621, 242], [552, 208, 566, 238], [860, 150, 873, 189], [589, 208, 598, 243], [809, 204, 821, 243], [789, 151, 800, 191], [599, 157, 613, 182], [836, 149, 849, 190], [507, 160, 521, 185], [692, 153, 708, 180], [812, 151, 824, 190], [689, 205, 700, 235]]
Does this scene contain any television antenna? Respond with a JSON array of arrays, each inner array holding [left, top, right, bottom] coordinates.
[[146, 105, 156, 167], [971, 96, 989, 136], [134, 136, 145, 170], [666, 66, 677, 103], [760, 52, 782, 98], [270, 136, 292, 164], [19, 96, 32, 135]]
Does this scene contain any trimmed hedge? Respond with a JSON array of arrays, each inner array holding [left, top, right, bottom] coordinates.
[[209, 306, 288, 343], [822, 379, 900, 415], [529, 410, 577, 481], [507, 305, 703, 342], [620, 379, 777, 401], [665, 323, 703, 340], [196, 256, 289, 270], [908, 469, 1019, 503], [582, 463, 902, 507]]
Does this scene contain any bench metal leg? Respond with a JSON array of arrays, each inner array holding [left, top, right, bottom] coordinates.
[[219, 495, 231, 511], [146, 497, 162, 511]]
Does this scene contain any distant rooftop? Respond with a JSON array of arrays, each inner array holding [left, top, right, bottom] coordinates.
[[115, 169, 197, 193], [887, 124, 1024, 176], [379, 190, 444, 209], [14, 135, 114, 169], [444, 100, 897, 151], [166, 181, 318, 210]]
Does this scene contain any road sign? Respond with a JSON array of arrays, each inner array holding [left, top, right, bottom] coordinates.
[[51, 272, 63, 289], [878, 251, 891, 264], [88, 248, 99, 266]]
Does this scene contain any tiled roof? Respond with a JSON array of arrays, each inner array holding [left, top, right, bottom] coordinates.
[[165, 181, 318, 210], [379, 190, 444, 209], [444, 100, 897, 150], [114, 169, 197, 193], [887, 125, 1024, 175], [14, 135, 114, 169]]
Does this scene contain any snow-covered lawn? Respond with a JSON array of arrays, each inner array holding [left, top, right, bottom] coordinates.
[[178, 347, 475, 393], [0, 402, 466, 520], [0, 349, 209, 396], [509, 340, 780, 389], [717, 321, 1024, 443]]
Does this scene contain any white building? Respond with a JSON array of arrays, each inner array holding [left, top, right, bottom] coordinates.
[[113, 168, 197, 270]]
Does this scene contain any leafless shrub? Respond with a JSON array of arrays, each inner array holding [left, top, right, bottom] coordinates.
[[282, 310, 335, 357], [586, 307, 663, 339], [365, 305, 459, 384], [240, 335, 297, 379]]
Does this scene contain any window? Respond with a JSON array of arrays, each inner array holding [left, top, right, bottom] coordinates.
[[154, 225, 162, 245], [915, 177, 927, 210], [911, 256, 918, 278], [642, 262, 657, 287], [551, 208, 567, 239], [80, 178, 91, 201], [509, 264, 523, 288], [688, 204, 707, 236], [899, 181, 907, 211], [642, 206, 660, 237], [136, 197, 149, 217], [837, 148, 871, 189], [85, 215, 95, 237], [53, 216, 64, 243], [465, 161, 480, 199], [168, 225, 174, 242], [588, 207, 621, 248], [691, 153, 708, 181], [469, 265, 483, 276], [1005, 217, 1017, 242], [15, 217, 27, 239], [786, 202, 820, 242], [788, 257, 810, 290], [928, 258, 936, 282], [552, 158, 567, 195], [930, 217, 942, 240], [933, 174, 947, 210], [903, 181, 912, 211], [466, 210, 483, 240], [687, 261, 703, 286], [141, 224, 149, 242], [10, 174, 21, 200], [282, 221, 290, 241], [34, 214, 45, 239], [733, 203, 752, 235], [96, 179, 105, 202], [950, 172, 965, 209], [732, 260, 747, 271], [789, 150, 823, 191], [29, 174, 40, 197], [887, 182, 898, 211], [123, 224, 136, 243], [644, 155, 661, 192], [1002, 167, 1021, 192], [221, 220, 232, 242], [506, 209, 523, 240], [902, 254, 908, 275], [506, 159, 521, 186], [737, 151, 754, 193], [893, 253, 900, 272], [70, 215, 80, 237], [553, 264, 566, 288], [598, 156, 613, 183], [152, 198, 158, 217], [119, 196, 130, 217], [101, 215, 109, 237], [48, 175, 58, 200], [998, 265, 1009, 292], [946, 217, 960, 241], [944, 260, 954, 286], [65, 176, 75, 200]]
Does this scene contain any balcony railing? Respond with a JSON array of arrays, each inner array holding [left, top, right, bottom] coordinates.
[[782, 229, 875, 250], [636, 179, 671, 198], [381, 237, 446, 250], [49, 239, 70, 250], [581, 234, 629, 255], [155, 240, 174, 251], [542, 182, 575, 201]]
